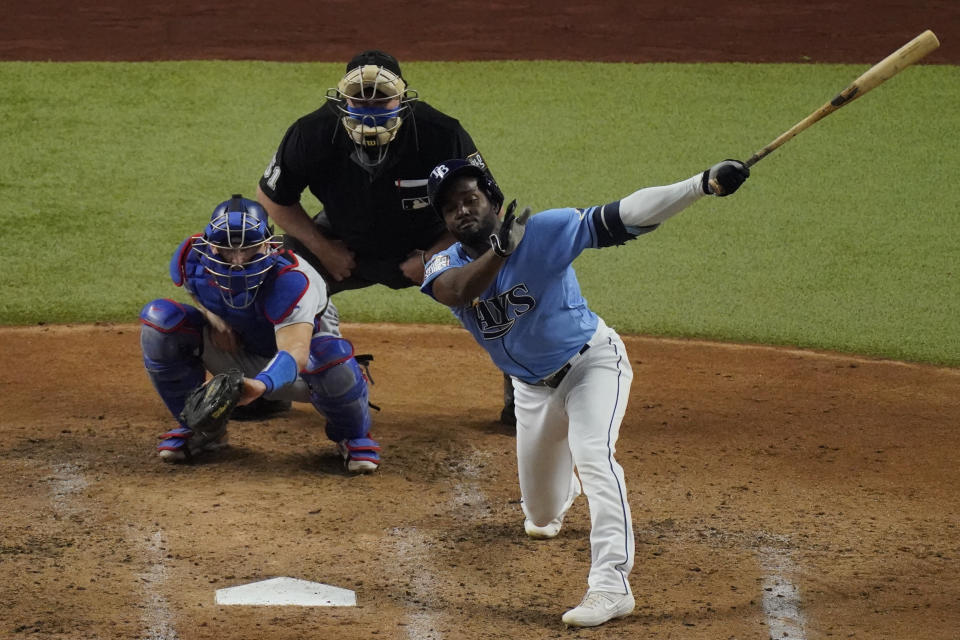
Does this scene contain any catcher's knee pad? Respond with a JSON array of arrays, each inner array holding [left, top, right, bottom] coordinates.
[[301, 336, 372, 442], [139, 299, 206, 422]]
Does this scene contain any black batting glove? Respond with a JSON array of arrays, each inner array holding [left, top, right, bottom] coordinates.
[[489, 200, 532, 257], [702, 159, 750, 196]]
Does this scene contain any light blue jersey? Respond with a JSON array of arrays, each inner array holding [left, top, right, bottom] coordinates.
[[422, 206, 608, 383]]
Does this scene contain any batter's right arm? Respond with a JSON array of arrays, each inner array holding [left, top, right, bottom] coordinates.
[[429, 250, 506, 307], [255, 185, 356, 281]]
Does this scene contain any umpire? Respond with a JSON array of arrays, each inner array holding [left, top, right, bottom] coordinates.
[[256, 49, 517, 425], [257, 50, 485, 292]]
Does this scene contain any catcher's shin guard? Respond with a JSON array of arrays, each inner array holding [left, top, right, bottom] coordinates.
[[301, 336, 379, 469], [139, 299, 206, 423]]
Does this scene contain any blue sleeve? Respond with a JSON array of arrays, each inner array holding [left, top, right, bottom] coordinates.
[[421, 247, 468, 302], [521, 208, 602, 271]]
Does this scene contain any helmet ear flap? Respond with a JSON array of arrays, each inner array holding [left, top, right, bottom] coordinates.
[[480, 175, 504, 213]]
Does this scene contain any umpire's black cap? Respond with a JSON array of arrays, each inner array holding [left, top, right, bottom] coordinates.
[[347, 50, 403, 80]]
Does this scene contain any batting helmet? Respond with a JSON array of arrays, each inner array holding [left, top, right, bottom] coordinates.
[[327, 50, 418, 167], [427, 159, 504, 217], [196, 194, 279, 309]]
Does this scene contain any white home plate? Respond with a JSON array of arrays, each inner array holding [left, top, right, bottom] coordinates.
[[215, 577, 356, 607]]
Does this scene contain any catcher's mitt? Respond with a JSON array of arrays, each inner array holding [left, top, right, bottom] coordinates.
[[178, 369, 244, 442]]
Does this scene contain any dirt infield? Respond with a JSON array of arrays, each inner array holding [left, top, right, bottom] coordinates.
[[3, 323, 959, 639], [2, 3, 959, 639]]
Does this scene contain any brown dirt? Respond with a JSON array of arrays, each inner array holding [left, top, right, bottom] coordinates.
[[2, 1, 958, 63], [2, 323, 958, 639], [2, 3, 959, 639]]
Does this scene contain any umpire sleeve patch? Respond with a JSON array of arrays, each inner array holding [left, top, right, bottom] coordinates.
[[424, 254, 450, 279], [466, 151, 486, 170]]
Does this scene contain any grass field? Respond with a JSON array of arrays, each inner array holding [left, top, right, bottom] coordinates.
[[2, 60, 957, 364]]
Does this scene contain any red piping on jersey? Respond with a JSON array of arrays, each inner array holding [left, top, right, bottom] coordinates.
[[173, 234, 203, 287], [265, 250, 309, 325]]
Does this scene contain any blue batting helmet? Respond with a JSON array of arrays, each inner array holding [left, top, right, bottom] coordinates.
[[427, 158, 504, 217]]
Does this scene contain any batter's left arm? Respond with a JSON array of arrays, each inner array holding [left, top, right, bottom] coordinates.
[[616, 161, 749, 232], [616, 175, 705, 231]]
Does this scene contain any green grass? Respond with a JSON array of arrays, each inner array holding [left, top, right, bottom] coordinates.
[[2, 60, 958, 365]]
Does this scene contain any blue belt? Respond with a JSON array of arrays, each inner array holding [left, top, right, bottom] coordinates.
[[523, 344, 591, 389]]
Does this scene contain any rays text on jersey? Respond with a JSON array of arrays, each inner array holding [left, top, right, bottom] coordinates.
[[473, 283, 536, 340]]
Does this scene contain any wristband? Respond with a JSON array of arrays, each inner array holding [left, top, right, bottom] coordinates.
[[254, 350, 299, 394]]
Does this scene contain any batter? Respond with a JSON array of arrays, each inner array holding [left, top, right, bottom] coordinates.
[[420, 157, 750, 627]]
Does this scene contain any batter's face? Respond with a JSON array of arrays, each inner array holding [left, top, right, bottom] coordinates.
[[440, 177, 499, 250]]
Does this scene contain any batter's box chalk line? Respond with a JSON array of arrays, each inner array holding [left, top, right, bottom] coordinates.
[[215, 577, 356, 606]]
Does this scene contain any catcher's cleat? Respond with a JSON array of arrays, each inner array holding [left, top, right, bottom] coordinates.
[[157, 426, 229, 463], [562, 591, 635, 627], [337, 436, 381, 473]]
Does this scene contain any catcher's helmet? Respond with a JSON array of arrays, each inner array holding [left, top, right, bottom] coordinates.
[[427, 158, 504, 217], [196, 194, 279, 309], [326, 50, 418, 167]]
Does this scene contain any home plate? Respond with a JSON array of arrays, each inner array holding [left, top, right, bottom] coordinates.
[[215, 577, 356, 607]]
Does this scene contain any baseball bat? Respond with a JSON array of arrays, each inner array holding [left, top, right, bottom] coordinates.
[[710, 29, 940, 193]]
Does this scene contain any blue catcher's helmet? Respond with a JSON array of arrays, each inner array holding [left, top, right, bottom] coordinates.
[[427, 158, 504, 218], [196, 194, 279, 309]]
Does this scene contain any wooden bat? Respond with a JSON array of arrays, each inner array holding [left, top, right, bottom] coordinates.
[[710, 29, 940, 193]]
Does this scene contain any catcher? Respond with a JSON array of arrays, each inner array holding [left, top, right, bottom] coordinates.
[[138, 194, 380, 471]]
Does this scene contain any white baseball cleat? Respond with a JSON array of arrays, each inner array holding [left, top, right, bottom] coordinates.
[[524, 518, 562, 539], [561, 591, 635, 627], [523, 474, 581, 539]]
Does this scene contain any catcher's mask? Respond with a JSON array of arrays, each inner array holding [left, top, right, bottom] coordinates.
[[326, 50, 418, 167], [196, 194, 279, 309], [427, 158, 504, 218]]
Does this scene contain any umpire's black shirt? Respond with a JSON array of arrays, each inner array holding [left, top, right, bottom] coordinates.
[[259, 101, 485, 264]]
